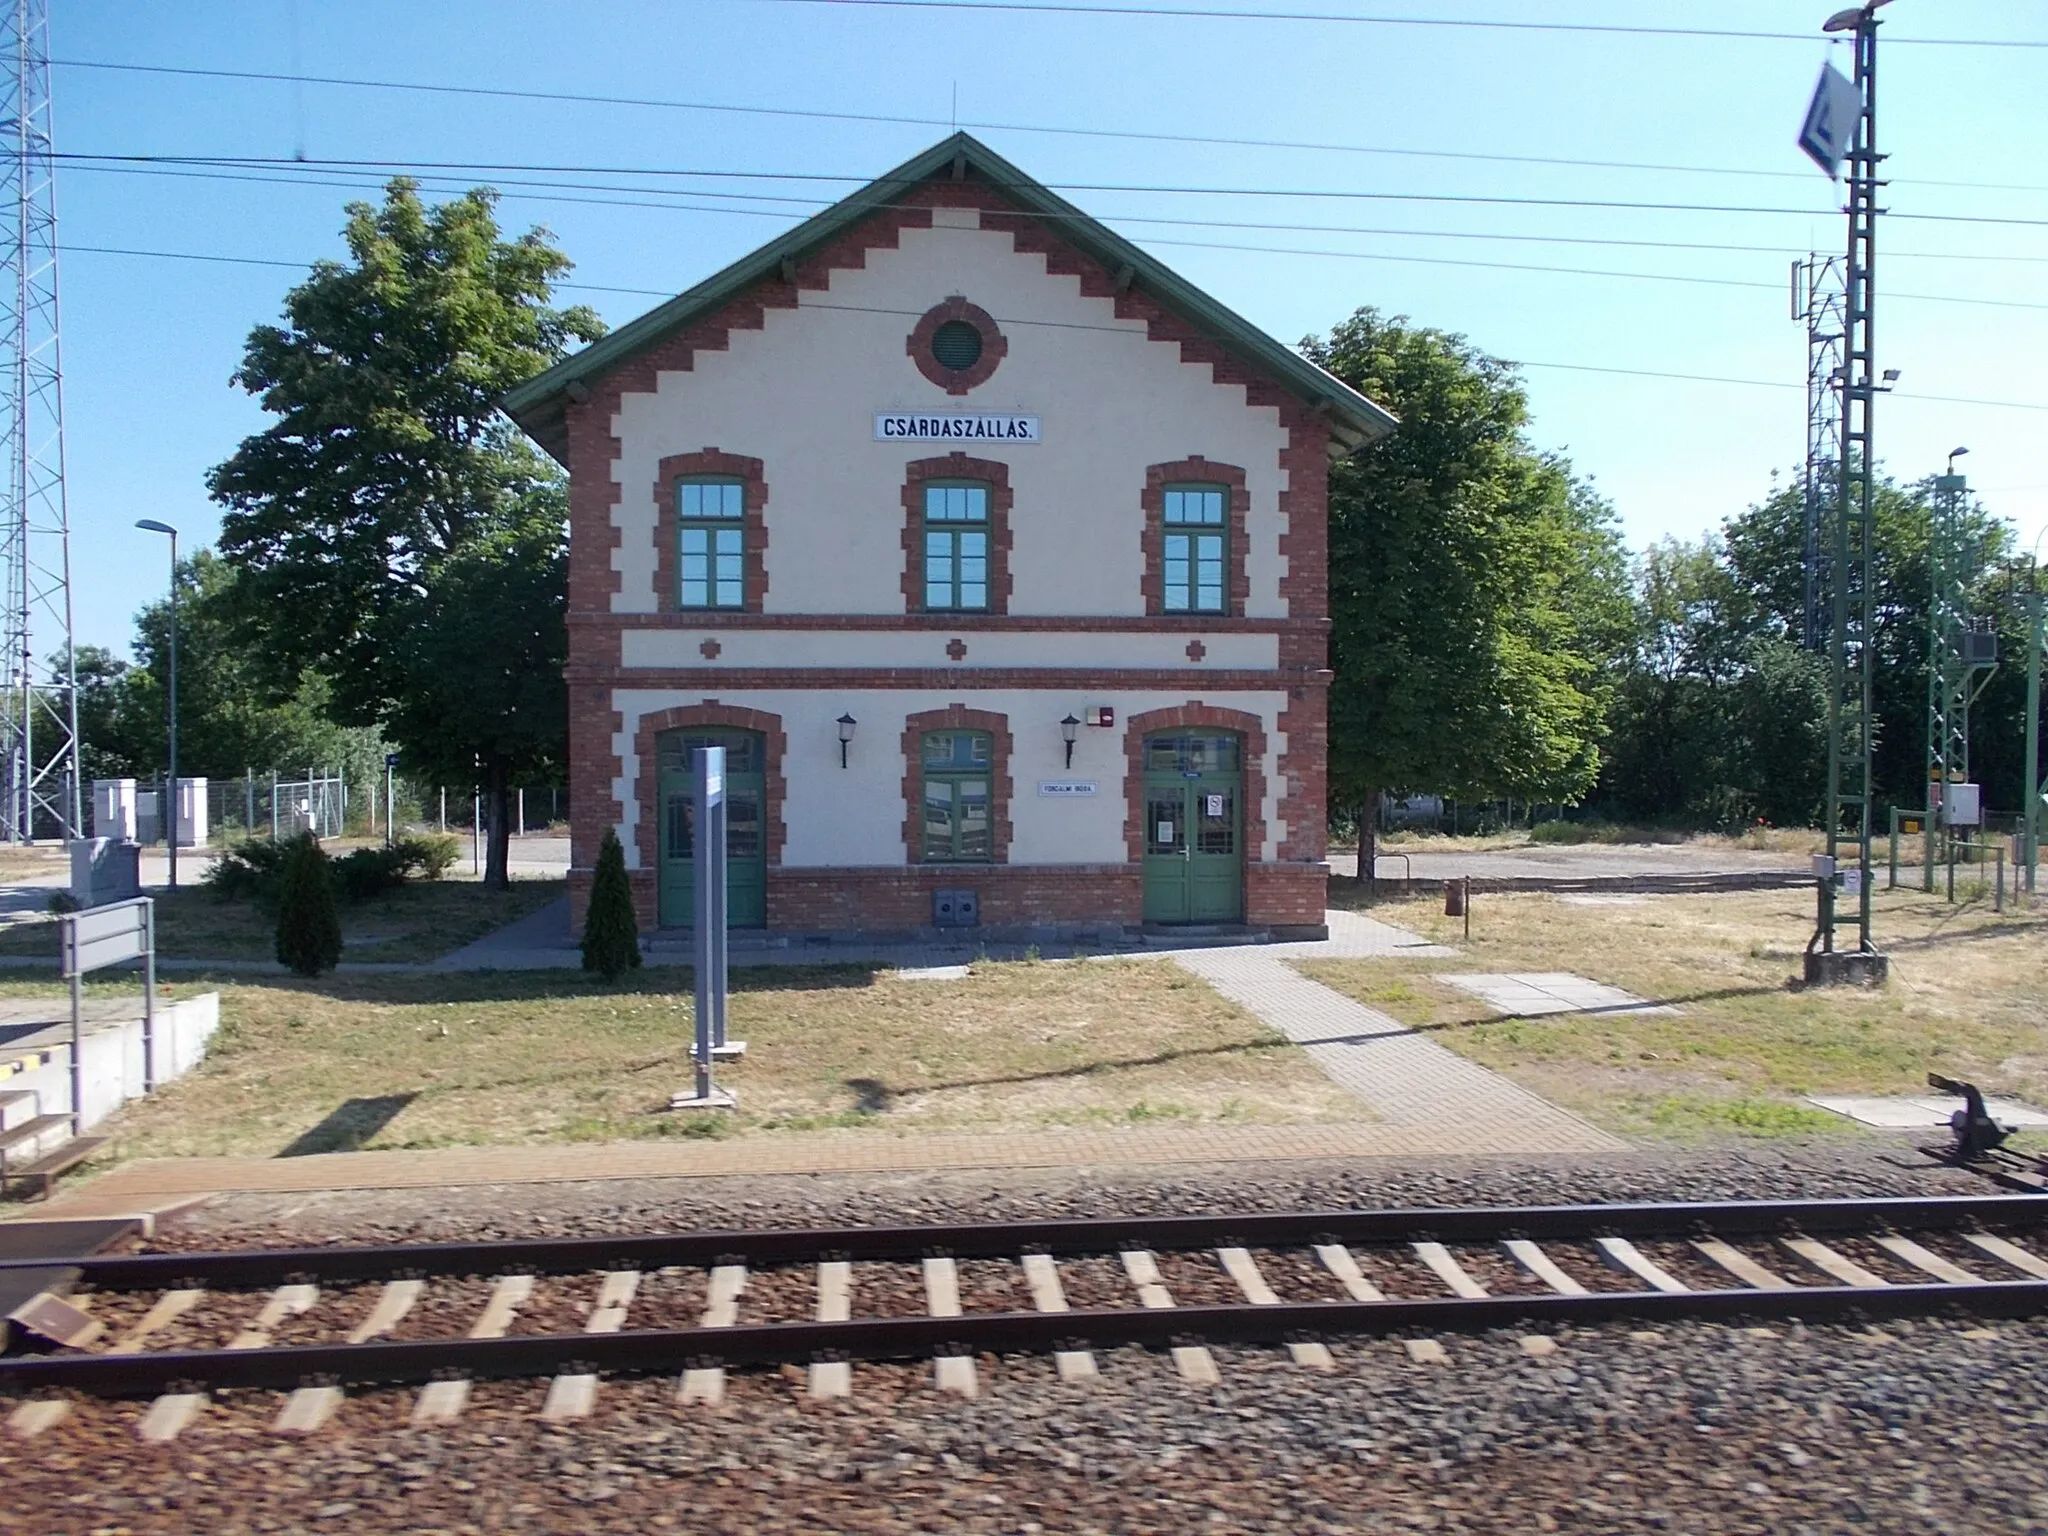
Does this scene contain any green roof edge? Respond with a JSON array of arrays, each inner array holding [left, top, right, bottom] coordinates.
[[501, 131, 1398, 464]]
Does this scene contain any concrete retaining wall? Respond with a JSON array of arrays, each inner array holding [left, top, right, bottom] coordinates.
[[6, 994, 220, 1130]]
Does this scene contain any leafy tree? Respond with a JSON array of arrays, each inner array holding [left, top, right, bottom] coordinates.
[[1302, 309, 1631, 881], [581, 826, 641, 981], [72, 645, 132, 782], [208, 179, 602, 886], [274, 832, 343, 977]]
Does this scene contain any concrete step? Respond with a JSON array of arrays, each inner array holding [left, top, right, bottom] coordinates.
[[0, 1088, 39, 1132], [0, 1113, 71, 1168]]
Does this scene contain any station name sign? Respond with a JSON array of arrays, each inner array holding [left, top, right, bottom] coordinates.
[[875, 412, 1041, 444]]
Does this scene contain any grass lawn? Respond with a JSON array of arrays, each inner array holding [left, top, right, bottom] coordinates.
[[0, 878, 566, 965], [67, 958, 1361, 1160], [1303, 885, 2048, 1141]]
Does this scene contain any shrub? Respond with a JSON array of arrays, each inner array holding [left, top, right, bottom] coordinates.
[[581, 826, 642, 982], [274, 832, 343, 977], [203, 836, 292, 900]]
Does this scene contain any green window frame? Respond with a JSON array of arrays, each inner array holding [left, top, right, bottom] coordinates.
[[678, 477, 746, 610], [922, 481, 989, 611], [1162, 484, 1227, 614], [921, 729, 993, 862]]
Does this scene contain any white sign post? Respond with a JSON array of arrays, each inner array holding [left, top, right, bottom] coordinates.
[[672, 747, 738, 1111], [58, 897, 156, 1127]]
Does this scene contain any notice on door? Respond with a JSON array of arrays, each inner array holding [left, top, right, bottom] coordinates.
[[1156, 821, 1175, 844], [1204, 794, 1224, 817]]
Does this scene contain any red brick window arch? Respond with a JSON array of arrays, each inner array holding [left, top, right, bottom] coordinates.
[[902, 704, 1013, 863], [631, 702, 788, 871], [653, 449, 769, 614], [1141, 458, 1251, 618], [901, 455, 1014, 615]]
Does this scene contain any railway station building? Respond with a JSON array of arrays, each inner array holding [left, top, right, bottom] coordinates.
[[504, 133, 1396, 941]]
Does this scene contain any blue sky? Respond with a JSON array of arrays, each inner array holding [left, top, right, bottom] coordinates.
[[49, 0, 2048, 654]]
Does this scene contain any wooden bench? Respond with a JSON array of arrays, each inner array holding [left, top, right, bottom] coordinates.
[[0, 1135, 108, 1200]]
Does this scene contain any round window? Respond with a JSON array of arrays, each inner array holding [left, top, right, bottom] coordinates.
[[930, 320, 984, 372]]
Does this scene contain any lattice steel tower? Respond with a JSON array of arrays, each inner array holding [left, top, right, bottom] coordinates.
[[1922, 462, 1994, 889], [1792, 254, 1845, 654], [0, 0, 79, 842]]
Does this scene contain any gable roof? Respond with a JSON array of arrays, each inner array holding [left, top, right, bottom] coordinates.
[[501, 131, 1397, 463]]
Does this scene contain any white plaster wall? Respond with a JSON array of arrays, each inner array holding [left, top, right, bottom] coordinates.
[[609, 211, 1293, 618], [10, 993, 220, 1132], [612, 688, 1290, 870], [618, 628, 1279, 670]]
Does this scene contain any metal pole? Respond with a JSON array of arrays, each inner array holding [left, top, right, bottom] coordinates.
[[677, 744, 735, 1108], [2026, 583, 2042, 895], [165, 527, 177, 888], [516, 787, 524, 839], [141, 896, 155, 1092], [439, 786, 446, 834], [471, 791, 480, 875], [269, 769, 277, 839]]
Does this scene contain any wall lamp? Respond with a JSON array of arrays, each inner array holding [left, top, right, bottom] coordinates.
[[1060, 713, 1080, 769], [836, 713, 857, 768]]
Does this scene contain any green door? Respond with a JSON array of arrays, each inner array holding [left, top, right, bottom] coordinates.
[[1141, 731, 1243, 924], [656, 728, 767, 928]]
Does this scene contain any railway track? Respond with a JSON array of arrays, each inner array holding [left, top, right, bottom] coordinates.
[[4, 1194, 2045, 1439]]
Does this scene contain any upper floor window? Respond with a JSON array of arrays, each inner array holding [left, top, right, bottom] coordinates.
[[922, 482, 989, 611], [678, 478, 745, 609], [921, 730, 992, 861], [1162, 485, 1227, 613]]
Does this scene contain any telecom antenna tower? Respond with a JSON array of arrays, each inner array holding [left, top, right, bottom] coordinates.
[[1792, 254, 1846, 654], [0, 0, 80, 843]]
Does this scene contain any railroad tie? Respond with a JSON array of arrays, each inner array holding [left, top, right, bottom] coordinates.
[[1691, 1238, 1793, 1291], [6, 1399, 70, 1439], [543, 1270, 642, 1422], [411, 1274, 535, 1426], [107, 1288, 206, 1354], [1960, 1232, 2048, 1280], [1593, 1237, 1690, 1294], [1311, 1244, 1387, 1302], [923, 1256, 978, 1398], [1500, 1240, 1589, 1297], [1871, 1236, 1980, 1285], [1779, 1237, 1889, 1289], [1410, 1242, 1489, 1299], [139, 1283, 318, 1443], [277, 1278, 430, 1435], [1119, 1249, 1219, 1385], [1216, 1247, 1332, 1370], [678, 1264, 746, 1406], [1019, 1253, 1096, 1381], [808, 1261, 854, 1400]]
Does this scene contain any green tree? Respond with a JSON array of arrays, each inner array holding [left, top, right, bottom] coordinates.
[[1302, 309, 1630, 880], [208, 179, 602, 886], [274, 832, 343, 977], [581, 826, 642, 981]]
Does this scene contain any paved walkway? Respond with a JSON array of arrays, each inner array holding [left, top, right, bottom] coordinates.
[[22, 1114, 1625, 1222], [1171, 928, 1621, 1154]]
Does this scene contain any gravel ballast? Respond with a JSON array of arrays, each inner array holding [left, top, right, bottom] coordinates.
[[6, 1141, 2044, 1534]]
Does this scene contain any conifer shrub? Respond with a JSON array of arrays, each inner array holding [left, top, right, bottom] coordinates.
[[274, 832, 343, 977], [581, 826, 642, 982]]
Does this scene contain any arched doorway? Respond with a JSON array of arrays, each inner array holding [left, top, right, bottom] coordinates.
[[656, 727, 767, 928], [1141, 730, 1243, 924]]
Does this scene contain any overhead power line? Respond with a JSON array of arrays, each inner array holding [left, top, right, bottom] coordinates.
[[752, 0, 2048, 48], [55, 151, 2048, 230], [48, 57, 2048, 195]]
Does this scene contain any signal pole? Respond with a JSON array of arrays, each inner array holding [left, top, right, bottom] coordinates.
[[1807, 0, 1888, 984], [1792, 254, 1846, 654]]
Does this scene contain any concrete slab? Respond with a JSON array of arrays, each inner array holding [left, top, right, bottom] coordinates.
[[1439, 972, 1677, 1018], [1806, 1095, 2048, 1129]]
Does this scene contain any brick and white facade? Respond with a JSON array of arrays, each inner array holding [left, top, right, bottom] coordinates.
[[504, 134, 1395, 941]]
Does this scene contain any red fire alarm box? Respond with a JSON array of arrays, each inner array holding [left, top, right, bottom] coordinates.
[[1085, 706, 1115, 728]]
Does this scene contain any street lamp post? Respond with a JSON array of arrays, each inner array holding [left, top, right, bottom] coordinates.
[[135, 521, 179, 888]]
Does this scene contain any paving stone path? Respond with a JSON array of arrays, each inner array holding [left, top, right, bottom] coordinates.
[[1171, 915, 1621, 1154]]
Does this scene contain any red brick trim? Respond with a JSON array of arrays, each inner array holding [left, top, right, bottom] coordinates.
[[900, 454, 1015, 615], [906, 295, 1007, 395], [901, 703, 1013, 865], [572, 666, 1327, 692], [1140, 458, 1252, 619], [652, 449, 769, 615], [578, 613, 1326, 635], [1121, 703, 1269, 864], [628, 702, 788, 876]]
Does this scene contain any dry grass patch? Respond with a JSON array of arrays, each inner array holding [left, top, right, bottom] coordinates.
[[1301, 886, 2048, 1141], [87, 958, 1360, 1160], [0, 878, 565, 964]]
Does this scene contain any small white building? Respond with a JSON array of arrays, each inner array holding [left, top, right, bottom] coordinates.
[[504, 133, 1395, 940]]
